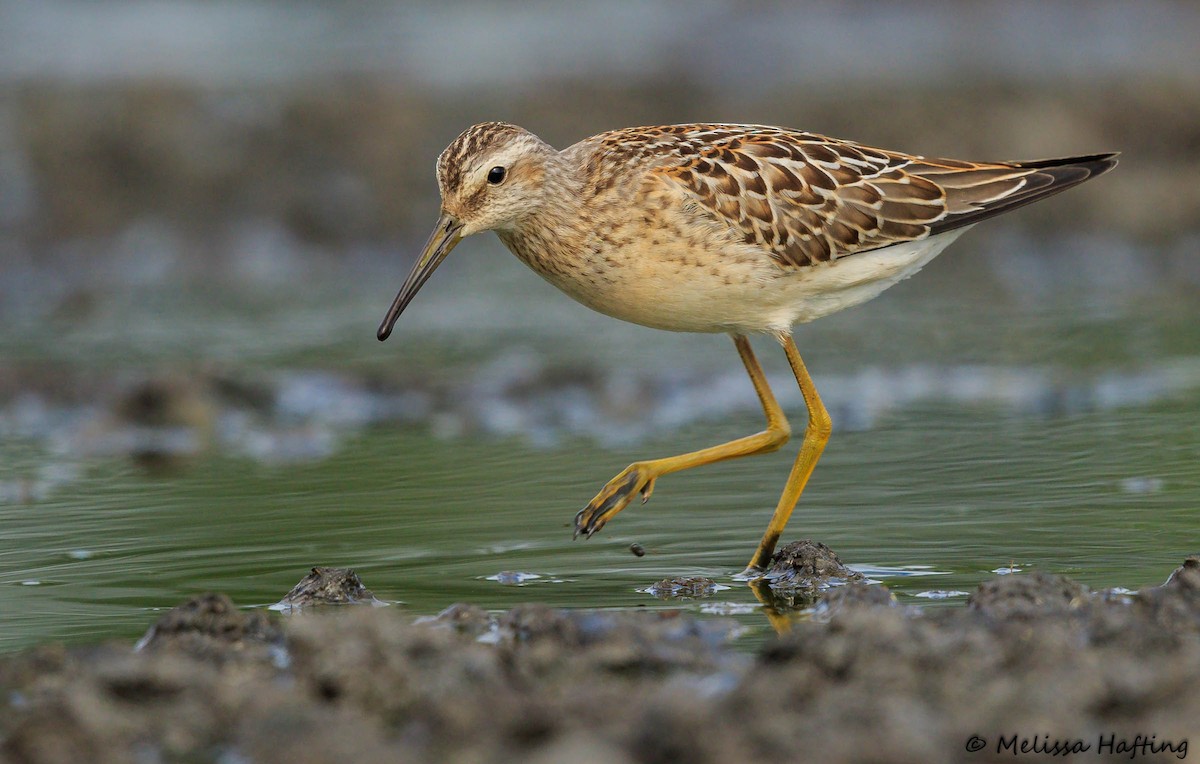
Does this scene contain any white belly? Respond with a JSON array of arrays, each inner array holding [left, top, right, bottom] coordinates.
[[537, 227, 972, 336], [760, 227, 972, 331]]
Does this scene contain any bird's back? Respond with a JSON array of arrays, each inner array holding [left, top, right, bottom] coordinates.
[[569, 124, 1117, 270]]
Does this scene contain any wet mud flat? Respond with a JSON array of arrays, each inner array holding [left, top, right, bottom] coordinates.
[[2, 556, 1198, 764]]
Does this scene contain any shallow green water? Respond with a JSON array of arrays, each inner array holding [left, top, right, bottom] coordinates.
[[3, 378, 1198, 653], [2, 251, 1199, 653]]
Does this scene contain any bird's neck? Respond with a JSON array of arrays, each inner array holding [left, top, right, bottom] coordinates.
[[497, 153, 588, 280]]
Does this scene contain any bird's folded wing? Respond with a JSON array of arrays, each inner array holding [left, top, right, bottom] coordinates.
[[649, 126, 1115, 268]]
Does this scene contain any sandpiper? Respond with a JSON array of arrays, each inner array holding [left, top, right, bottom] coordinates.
[[377, 121, 1116, 577]]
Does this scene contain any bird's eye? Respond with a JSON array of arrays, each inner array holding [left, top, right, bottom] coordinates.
[[487, 166, 507, 185]]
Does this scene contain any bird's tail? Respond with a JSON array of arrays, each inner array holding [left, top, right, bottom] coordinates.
[[923, 152, 1119, 235]]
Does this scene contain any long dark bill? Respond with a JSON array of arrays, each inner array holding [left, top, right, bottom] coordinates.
[[377, 213, 464, 341]]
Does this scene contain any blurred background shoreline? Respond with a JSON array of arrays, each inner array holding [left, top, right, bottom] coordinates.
[[2, 1, 1198, 294]]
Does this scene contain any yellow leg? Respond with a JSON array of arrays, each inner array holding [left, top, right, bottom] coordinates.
[[574, 335, 791, 538], [739, 335, 832, 577]]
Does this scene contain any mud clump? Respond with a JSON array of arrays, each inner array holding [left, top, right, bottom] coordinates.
[[273, 567, 384, 610], [762, 539, 864, 592], [2, 561, 1199, 763], [135, 592, 283, 664], [808, 581, 901, 622], [421, 602, 495, 638], [644, 576, 720, 599], [967, 570, 1090, 619]]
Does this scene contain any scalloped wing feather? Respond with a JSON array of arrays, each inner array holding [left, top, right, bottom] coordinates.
[[611, 125, 1117, 268]]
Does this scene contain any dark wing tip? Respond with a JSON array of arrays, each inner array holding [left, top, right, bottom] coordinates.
[[927, 151, 1119, 236], [1014, 151, 1120, 176]]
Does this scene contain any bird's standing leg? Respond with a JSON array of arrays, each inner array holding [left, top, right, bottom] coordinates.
[[574, 335, 791, 538], [738, 334, 832, 578]]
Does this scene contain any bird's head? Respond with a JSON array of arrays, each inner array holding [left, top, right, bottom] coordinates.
[[377, 122, 553, 340]]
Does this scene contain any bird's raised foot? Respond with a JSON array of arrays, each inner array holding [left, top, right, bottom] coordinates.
[[573, 463, 658, 539]]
